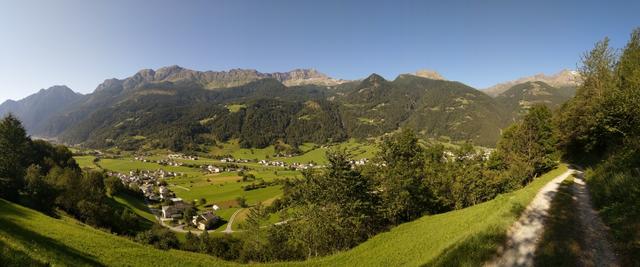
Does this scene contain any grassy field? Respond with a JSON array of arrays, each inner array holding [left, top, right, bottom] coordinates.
[[74, 154, 295, 229], [206, 139, 377, 164], [75, 155, 99, 170], [0, 165, 567, 266]]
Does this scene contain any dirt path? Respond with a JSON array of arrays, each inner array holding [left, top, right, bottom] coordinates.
[[486, 169, 574, 267], [571, 171, 620, 267], [223, 208, 243, 234]]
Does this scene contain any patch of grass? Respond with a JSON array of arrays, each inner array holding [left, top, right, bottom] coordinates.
[[112, 193, 156, 222], [225, 104, 247, 113], [534, 176, 583, 266], [75, 155, 99, 170], [0, 199, 236, 266]]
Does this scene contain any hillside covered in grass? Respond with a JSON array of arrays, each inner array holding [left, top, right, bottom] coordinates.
[[0, 165, 567, 266]]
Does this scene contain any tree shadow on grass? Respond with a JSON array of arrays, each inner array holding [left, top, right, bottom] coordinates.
[[0, 239, 49, 267], [422, 226, 507, 267], [0, 213, 105, 266]]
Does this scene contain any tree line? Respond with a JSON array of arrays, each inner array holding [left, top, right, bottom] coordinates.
[[555, 28, 640, 265], [0, 115, 148, 235]]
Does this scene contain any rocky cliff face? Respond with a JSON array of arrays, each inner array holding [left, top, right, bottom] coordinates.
[[484, 69, 581, 97], [94, 65, 347, 93], [412, 69, 446, 80]]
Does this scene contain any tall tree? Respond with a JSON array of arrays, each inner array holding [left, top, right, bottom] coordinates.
[[0, 115, 30, 200], [556, 38, 617, 155], [286, 150, 380, 257], [376, 128, 431, 224], [495, 105, 557, 186]]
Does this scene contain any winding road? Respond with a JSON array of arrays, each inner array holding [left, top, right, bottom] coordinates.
[[222, 208, 244, 234]]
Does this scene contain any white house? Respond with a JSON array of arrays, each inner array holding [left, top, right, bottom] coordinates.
[[191, 211, 219, 230]]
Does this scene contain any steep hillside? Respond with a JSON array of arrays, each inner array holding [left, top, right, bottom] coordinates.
[[0, 166, 567, 266], [484, 69, 580, 97], [0, 199, 235, 266], [495, 81, 576, 119], [0, 86, 83, 135]]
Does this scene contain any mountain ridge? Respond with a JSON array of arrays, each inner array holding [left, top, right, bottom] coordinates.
[[484, 69, 581, 97]]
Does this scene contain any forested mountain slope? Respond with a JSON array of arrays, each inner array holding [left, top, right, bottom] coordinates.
[[0, 66, 577, 150]]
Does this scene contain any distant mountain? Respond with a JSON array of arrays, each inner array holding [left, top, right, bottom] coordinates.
[[484, 69, 581, 97], [0, 86, 83, 135], [2, 66, 578, 151], [495, 81, 576, 120]]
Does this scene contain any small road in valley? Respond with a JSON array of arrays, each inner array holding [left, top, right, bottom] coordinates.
[[223, 208, 244, 234]]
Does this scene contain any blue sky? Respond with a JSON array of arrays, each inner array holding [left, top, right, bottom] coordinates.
[[1, 0, 638, 102]]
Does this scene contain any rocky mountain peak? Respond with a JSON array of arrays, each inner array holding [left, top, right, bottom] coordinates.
[[484, 69, 582, 97], [413, 69, 446, 80]]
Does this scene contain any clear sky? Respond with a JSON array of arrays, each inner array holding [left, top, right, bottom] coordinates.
[[1, 0, 638, 102]]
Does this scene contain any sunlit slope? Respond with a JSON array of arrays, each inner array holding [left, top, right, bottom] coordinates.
[[0, 199, 236, 267], [0, 164, 567, 266]]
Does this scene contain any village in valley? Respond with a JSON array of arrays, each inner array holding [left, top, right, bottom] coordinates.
[[73, 139, 490, 235]]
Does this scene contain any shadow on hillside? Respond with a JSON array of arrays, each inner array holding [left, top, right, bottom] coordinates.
[[422, 226, 506, 267], [0, 217, 105, 266], [0, 239, 49, 267]]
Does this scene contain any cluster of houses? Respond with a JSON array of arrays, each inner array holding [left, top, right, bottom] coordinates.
[[204, 164, 246, 174], [134, 156, 185, 167], [109, 169, 181, 201], [168, 154, 199, 161], [349, 158, 369, 166], [442, 149, 493, 161], [258, 159, 321, 170], [258, 159, 287, 167], [220, 157, 250, 163]]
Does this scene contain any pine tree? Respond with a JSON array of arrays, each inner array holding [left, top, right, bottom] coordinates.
[[0, 115, 31, 200]]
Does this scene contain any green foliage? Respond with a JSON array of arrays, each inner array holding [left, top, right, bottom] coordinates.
[[494, 105, 558, 187], [584, 145, 640, 265], [556, 28, 640, 265], [0, 114, 30, 201], [555, 37, 618, 156], [135, 224, 180, 250], [0, 115, 150, 236], [283, 150, 382, 258], [375, 128, 430, 224]]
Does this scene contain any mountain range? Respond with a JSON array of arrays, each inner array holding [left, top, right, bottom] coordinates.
[[0, 67, 579, 150]]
